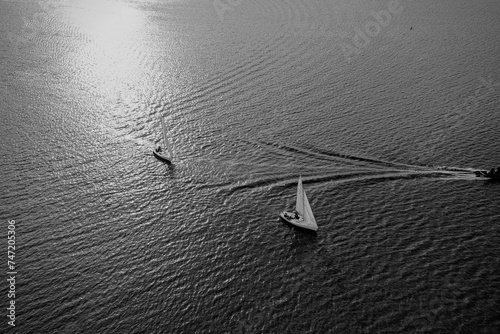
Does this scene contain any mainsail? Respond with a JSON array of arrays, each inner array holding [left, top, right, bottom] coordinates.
[[161, 117, 173, 159], [295, 176, 318, 230]]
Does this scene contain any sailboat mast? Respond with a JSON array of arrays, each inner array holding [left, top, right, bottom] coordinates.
[[161, 117, 167, 148], [160, 117, 173, 159], [302, 177, 305, 219]]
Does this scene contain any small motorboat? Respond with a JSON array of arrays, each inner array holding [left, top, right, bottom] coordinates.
[[474, 167, 500, 179]]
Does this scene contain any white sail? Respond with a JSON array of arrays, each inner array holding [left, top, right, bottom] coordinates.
[[161, 117, 173, 159], [295, 176, 318, 230], [295, 176, 305, 216]]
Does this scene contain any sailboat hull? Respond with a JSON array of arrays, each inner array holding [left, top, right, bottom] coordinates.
[[280, 211, 318, 231], [153, 150, 172, 163]]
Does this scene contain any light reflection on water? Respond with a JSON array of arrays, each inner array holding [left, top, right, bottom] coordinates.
[[64, 1, 150, 101], [1, 0, 499, 333]]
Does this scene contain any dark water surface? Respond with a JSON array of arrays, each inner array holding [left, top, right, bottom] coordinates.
[[1, 0, 499, 333]]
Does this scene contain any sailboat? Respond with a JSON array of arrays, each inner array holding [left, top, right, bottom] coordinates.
[[153, 116, 173, 163], [280, 176, 318, 231]]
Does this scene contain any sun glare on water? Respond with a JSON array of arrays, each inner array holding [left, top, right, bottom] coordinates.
[[66, 0, 150, 103], [72, 0, 145, 45]]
